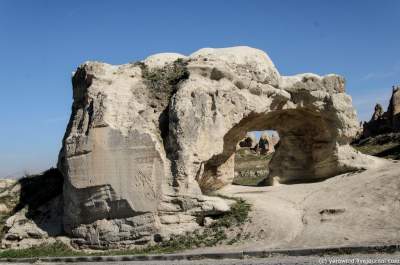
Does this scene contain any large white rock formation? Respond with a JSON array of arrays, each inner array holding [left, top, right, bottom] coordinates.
[[58, 46, 377, 248]]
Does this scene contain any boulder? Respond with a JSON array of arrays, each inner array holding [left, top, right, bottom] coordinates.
[[58, 46, 377, 248], [1, 196, 64, 249]]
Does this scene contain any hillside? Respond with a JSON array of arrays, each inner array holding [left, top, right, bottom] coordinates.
[[352, 133, 400, 160]]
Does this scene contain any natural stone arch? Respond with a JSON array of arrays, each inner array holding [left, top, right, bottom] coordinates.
[[58, 46, 380, 248], [167, 47, 378, 196]]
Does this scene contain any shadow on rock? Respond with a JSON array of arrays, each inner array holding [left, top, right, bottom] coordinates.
[[14, 168, 63, 215], [2, 168, 65, 246]]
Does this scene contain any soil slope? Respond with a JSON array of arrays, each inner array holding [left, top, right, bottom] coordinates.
[[187, 159, 400, 253]]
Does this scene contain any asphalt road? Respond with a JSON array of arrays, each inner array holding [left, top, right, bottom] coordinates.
[[5, 253, 400, 265]]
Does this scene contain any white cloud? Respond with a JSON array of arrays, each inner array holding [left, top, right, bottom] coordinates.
[[361, 62, 400, 81], [361, 71, 397, 81]]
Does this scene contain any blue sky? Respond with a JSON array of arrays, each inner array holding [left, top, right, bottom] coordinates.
[[1, 0, 399, 177]]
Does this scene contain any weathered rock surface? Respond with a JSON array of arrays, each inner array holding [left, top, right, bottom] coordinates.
[[2, 196, 64, 249], [58, 46, 378, 248], [0, 169, 65, 249]]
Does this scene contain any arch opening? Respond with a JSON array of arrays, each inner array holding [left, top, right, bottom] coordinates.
[[233, 130, 279, 186], [196, 109, 337, 193]]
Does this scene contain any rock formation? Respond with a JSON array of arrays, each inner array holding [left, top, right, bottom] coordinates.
[[238, 132, 257, 148], [361, 86, 400, 138], [0, 169, 65, 249], [237, 131, 278, 154], [258, 132, 276, 154], [372, 104, 384, 121], [58, 46, 377, 248]]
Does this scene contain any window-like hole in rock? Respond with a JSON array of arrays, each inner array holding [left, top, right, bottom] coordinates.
[[195, 109, 337, 194], [233, 131, 279, 186]]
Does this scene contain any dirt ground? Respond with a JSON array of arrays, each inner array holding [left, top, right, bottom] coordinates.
[[187, 159, 400, 253]]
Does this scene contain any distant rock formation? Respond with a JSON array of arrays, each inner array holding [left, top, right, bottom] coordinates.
[[56, 46, 377, 248], [238, 132, 257, 148], [361, 86, 400, 138], [234, 132, 278, 186], [237, 131, 278, 154], [258, 132, 277, 154]]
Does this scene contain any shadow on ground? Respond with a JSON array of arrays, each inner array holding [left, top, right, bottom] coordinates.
[[375, 145, 400, 160]]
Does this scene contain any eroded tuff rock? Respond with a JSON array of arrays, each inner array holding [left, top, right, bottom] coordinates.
[[58, 46, 379, 248], [361, 85, 400, 138], [258, 132, 277, 154], [0, 169, 65, 249]]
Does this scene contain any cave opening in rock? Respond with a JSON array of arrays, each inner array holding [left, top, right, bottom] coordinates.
[[233, 130, 279, 186], [196, 109, 336, 193]]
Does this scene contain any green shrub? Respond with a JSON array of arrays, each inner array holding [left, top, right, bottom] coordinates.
[[0, 242, 79, 258], [139, 59, 189, 97], [0, 197, 251, 258]]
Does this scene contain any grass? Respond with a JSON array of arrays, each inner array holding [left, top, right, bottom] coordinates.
[[353, 143, 400, 160], [233, 149, 273, 186], [353, 142, 398, 157], [232, 170, 268, 186], [0, 242, 81, 259], [0, 197, 251, 259], [212, 196, 251, 226], [374, 145, 400, 160], [352, 133, 400, 160]]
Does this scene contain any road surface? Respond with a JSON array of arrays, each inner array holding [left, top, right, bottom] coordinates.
[[6, 253, 400, 265]]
